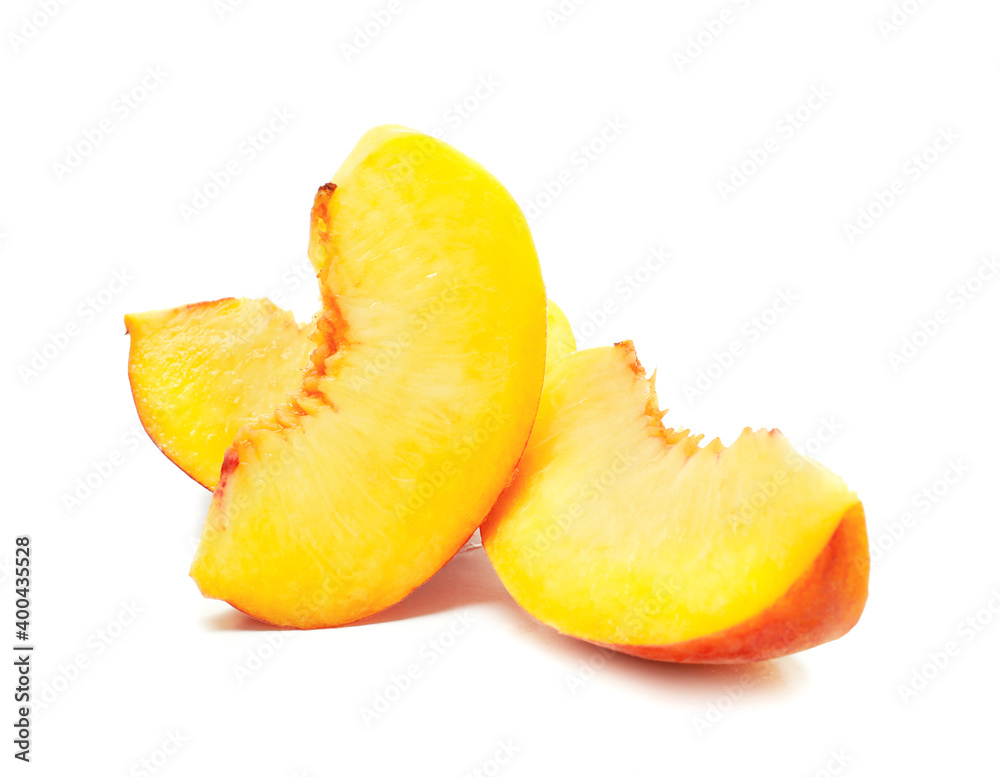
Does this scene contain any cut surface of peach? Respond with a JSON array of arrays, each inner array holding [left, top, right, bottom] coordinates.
[[125, 298, 316, 489], [481, 342, 869, 663], [126, 298, 573, 491], [190, 126, 547, 628]]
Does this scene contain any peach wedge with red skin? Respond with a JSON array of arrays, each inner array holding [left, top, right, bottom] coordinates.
[[124, 298, 316, 489], [481, 342, 869, 663], [189, 126, 548, 629], [125, 298, 573, 491]]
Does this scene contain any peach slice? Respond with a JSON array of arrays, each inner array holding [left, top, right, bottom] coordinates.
[[189, 126, 547, 628], [125, 299, 573, 490], [545, 300, 576, 369], [125, 299, 316, 489], [481, 342, 869, 663]]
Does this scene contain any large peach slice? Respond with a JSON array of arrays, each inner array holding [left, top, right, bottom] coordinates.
[[125, 299, 573, 491], [190, 126, 547, 628], [481, 342, 869, 663]]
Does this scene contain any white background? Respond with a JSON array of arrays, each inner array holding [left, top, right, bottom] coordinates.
[[4, 0, 1000, 774]]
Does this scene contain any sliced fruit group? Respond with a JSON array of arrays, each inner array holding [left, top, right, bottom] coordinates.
[[126, 299, 573, 491], [189, 126, 548, 628], [125, 298, 316, 489], [481, 342, 869, 663]]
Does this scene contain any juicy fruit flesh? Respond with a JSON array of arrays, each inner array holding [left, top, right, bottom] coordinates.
[[125, 298, 315, 489], [191, 127, 547, 628], [481, 343, 864, 648], [545, 300, 576, 369], [126, 298, 573, 490], [604, 503, 869, 662]]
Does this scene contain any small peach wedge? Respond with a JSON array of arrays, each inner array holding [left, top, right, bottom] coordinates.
[[125, 299, 573, 490]]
